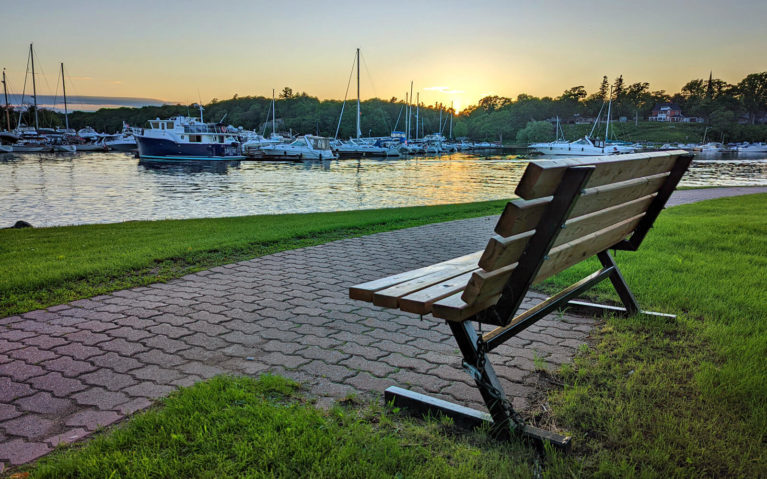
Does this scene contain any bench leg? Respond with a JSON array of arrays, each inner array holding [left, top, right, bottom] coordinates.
[[598, 250, 640, 315], [447, 320, 516, 439], [565, 251, 675, 319], [384, 318, 572, 450]]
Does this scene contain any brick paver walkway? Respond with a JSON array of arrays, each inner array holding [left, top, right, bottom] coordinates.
[[1, 186, 764, 469]]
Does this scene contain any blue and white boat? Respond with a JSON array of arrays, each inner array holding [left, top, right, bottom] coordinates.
[[135, 108, 244, 161]]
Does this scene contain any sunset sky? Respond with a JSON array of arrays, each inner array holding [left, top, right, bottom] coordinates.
[[2, 0, 766, 112]]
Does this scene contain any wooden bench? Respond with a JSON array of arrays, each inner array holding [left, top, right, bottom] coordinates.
[[349, 150, 693, 449]]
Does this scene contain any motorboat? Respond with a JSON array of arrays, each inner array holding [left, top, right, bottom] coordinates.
[[335, 139, 388, 157], [736, 142, 767, 153], [693, 142, 727, 153], [135, 108, 245, 161], [11, 141, 53, 153], [531, 136, 624, 156], [261, 135, 336, 160], [75, 139, 109, 152]]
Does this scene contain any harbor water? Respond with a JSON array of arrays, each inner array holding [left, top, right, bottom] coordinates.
[[1, 151, 766, 227]]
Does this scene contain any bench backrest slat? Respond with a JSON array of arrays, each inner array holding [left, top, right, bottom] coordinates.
[[514, 151, 684, 200], [463, 214, 644, 303], [496, 171, 670, 238], [481, 193, 657, 271]]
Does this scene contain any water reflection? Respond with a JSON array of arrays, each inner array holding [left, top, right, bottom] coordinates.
[[0, 151, 765, 227], [139, 160, 241, 175]]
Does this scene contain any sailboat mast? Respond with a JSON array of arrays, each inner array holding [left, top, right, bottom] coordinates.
[[356, 48, 360, 139], [415, 92, 419, 140], [605, 86, 613, 143], [30, 43, 39, 131], [2, 68, 10, 132], [449, 102, 453, 140], [272, 89, 276, 136], [61, 63, 69, 130], [408, 81, 413, 142], [404, 93, 409, 141]]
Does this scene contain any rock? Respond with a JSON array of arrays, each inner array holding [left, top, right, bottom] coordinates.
[[11, 220, 33, 229]]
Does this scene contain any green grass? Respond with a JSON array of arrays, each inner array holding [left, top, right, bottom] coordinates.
[[21, 375, 552, 478], [540, 193, 767, 477], [0, 200, 508, 317]]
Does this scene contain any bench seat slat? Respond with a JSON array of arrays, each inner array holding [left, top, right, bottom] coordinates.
[[349, 251, 482, 302], [514, 151, 683, 200], [398, 270, 477, 315], [373, 263, 479, 309], [431, 292, 501, 322], [480, 194, 656, 271], [495, 172, 669, 238], [463, 214, 644, 304]]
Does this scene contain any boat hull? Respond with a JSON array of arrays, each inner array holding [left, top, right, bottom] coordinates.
[[136, 136, 244, 161], [106, 142, 136, 152]]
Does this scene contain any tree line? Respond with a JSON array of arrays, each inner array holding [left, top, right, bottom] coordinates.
[[2, 73, 766, 143]]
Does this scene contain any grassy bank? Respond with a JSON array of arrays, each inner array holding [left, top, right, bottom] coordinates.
[[0, 200, 508, 318]]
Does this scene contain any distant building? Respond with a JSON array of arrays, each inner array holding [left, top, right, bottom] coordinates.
[[649, 103, 704, 123], [649, 103, 683, 122]]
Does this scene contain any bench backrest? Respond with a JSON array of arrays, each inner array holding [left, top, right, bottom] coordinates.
[[461, 151, 692, 304]]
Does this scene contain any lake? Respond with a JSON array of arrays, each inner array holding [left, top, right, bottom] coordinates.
[[1, 151, 766, 227]]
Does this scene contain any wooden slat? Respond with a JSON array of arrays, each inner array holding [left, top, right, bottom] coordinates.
[[398, 270, 477, 314], [479, 194, 656, 271], [514, 151, 683, 200], [557, 194, 655, 245], [478, 230, 534, 273], [431, 292, 501, 322], [373, 263, 478, 308], [349, 251, 482, 302], [462, 215, 644, 304], [570, 173, 667, 218], [494, 172, 668, 238], [536, 214, 644, 281], [494, 197, 550, 237]]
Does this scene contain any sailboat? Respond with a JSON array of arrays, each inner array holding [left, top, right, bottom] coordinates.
[[528, 116, 570, 152], [335, 49, 388, 158], [529, 90, 634, 156]]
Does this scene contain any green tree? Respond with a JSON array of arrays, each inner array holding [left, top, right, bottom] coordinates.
[[737, 72, 767, 124], [516, 120, 554, 143]]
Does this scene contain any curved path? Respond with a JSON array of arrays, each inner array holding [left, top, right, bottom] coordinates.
[[0, 187, 764, 469]]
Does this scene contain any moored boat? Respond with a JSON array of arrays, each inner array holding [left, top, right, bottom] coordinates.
[[261, 135, 336, 160], [135, 112, 245, 161]]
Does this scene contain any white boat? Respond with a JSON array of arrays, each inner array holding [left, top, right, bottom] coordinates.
[[104, 123, 138, 152], [12, 141, 52, 153], [693, 142, 727, 153], [529, 116, 571, 152], [75, 139, 109, 152], [531, 92, 634, 156], [335, 139, 388, 157], [53, 144, 76, 153], [261, 135, 336, 160], [736, 142, 767, 153], [531, 136, 622, 156], [77, 126, 101, 141], [105, 135, 136, 152]]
